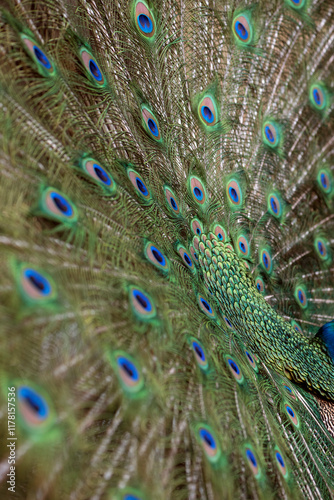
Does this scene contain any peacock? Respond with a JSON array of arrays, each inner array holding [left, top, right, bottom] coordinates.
[[0, 0, 333, 498]]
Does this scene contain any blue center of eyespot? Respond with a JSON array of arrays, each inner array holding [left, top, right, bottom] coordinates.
[[138, 13, 153, 33], [24, 269, 51, 295], [199, 428, 216, 449], [147, 118, 159, 137], [318, 241, 324, 255], [133, 290, 152, 312], [239, 241, 246, 253], [270, 197, 278, 213], [18, 386, 49, 418], [124, 495, 141, 500], [246, 449, 257, 468], [194, 252, 198, 260], [246, 351, 253, 364], [292, 0, 301, 3], [276, 452, 285, 468], [184, 253, 192, 266], [286, 406, 295, 418], [265, 125, 275, 143], [263, 253, 269, 268], [225, 317, 232, 327], [228, 359, 240, 374], [284, 385, 292, 393], [136, 177, 148, 196], [170, 197, 177, 210], [33, 46, 51, 69], [320, 173, 328, 189], [193, 187, 203, 201], [192, 341, 205, 361], [201, 105, 214, 123], [151, 246, 166, 266], [93, 164, 111, 185], [229, 186, 239, 202], [89, 59, 102, 81], [201, 298, 212, 313], [117, 357, 139, 381], [298, 290, 304, 303], [50, 192, 73, 217], [313, 88, 321, 106], [236, 21, 248, 40], [256, 282, 262, 292], [217, 233, 223, 240], [196, 227, 201, 235]]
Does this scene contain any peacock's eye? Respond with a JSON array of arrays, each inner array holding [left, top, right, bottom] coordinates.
[[232, 14, 253, 44], [24, 269, 51, 296], [33, 46, 51, 69], [18, 386, 49, 424]]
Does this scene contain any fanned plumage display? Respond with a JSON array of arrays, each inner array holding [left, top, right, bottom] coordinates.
[[0, 0, 333, 498]]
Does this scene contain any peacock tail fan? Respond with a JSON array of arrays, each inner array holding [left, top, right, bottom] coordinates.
[[0, 0, 333, 498]]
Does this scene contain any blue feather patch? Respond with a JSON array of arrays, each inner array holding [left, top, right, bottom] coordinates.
[[317, 321, 334, 362]]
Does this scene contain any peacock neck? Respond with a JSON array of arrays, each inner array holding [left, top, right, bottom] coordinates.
[[195, 233, 334, 400]]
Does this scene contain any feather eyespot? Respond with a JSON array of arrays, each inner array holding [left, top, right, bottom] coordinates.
[[317, 170, 332, 195], [262, 121, 280, 149], [255, 276, 265, 294], [141, 105, 161, 142], [285, 403, 299, 427], [291, 320, 303, 335], [195, 424, 221, 463], [190, 337, 209, 371], [80, 48, 105, 85], [164, 186, 180, 216], [275, 449, 288, 478], [198, 95, 218, 128], [268, 193, 282, 218], [260, 248, 272, 274], [39, 188, 78, 225], [212, 224, 227, 243], [287, 0, 305, 8], [237, 235, 250, 258], [134, 0, 156, 39], [18, 386, 49, 427], [314, 237, 329, 261], [197, 295, 216, 319], [227, 179, 242, 208], [14, 262, 57, 306], [245, 448, 260, 477], [245, 350, 258, 371], [79, 158, 116, 194], [189, 176, 207, 206], [22, 268, 52, 299], [177, 245, 195, 272], [129, 286, 156, 320], [191, 218, 203, 236], [128, 169, 152, 203], [21, 36, 55, 76], [124, 494, 142, 500], [190, 245, 199, 263], [111, 351, 145, 396], [310, 83, 327, 110], [283, 383, 297, 400], [232, 14, 253, 45], [144, 242, 169, 273], [294, 285, 308, 309], [226, 356, 244, 383]]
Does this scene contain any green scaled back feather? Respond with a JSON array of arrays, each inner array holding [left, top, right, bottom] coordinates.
[[0, 0, 334, 499]]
